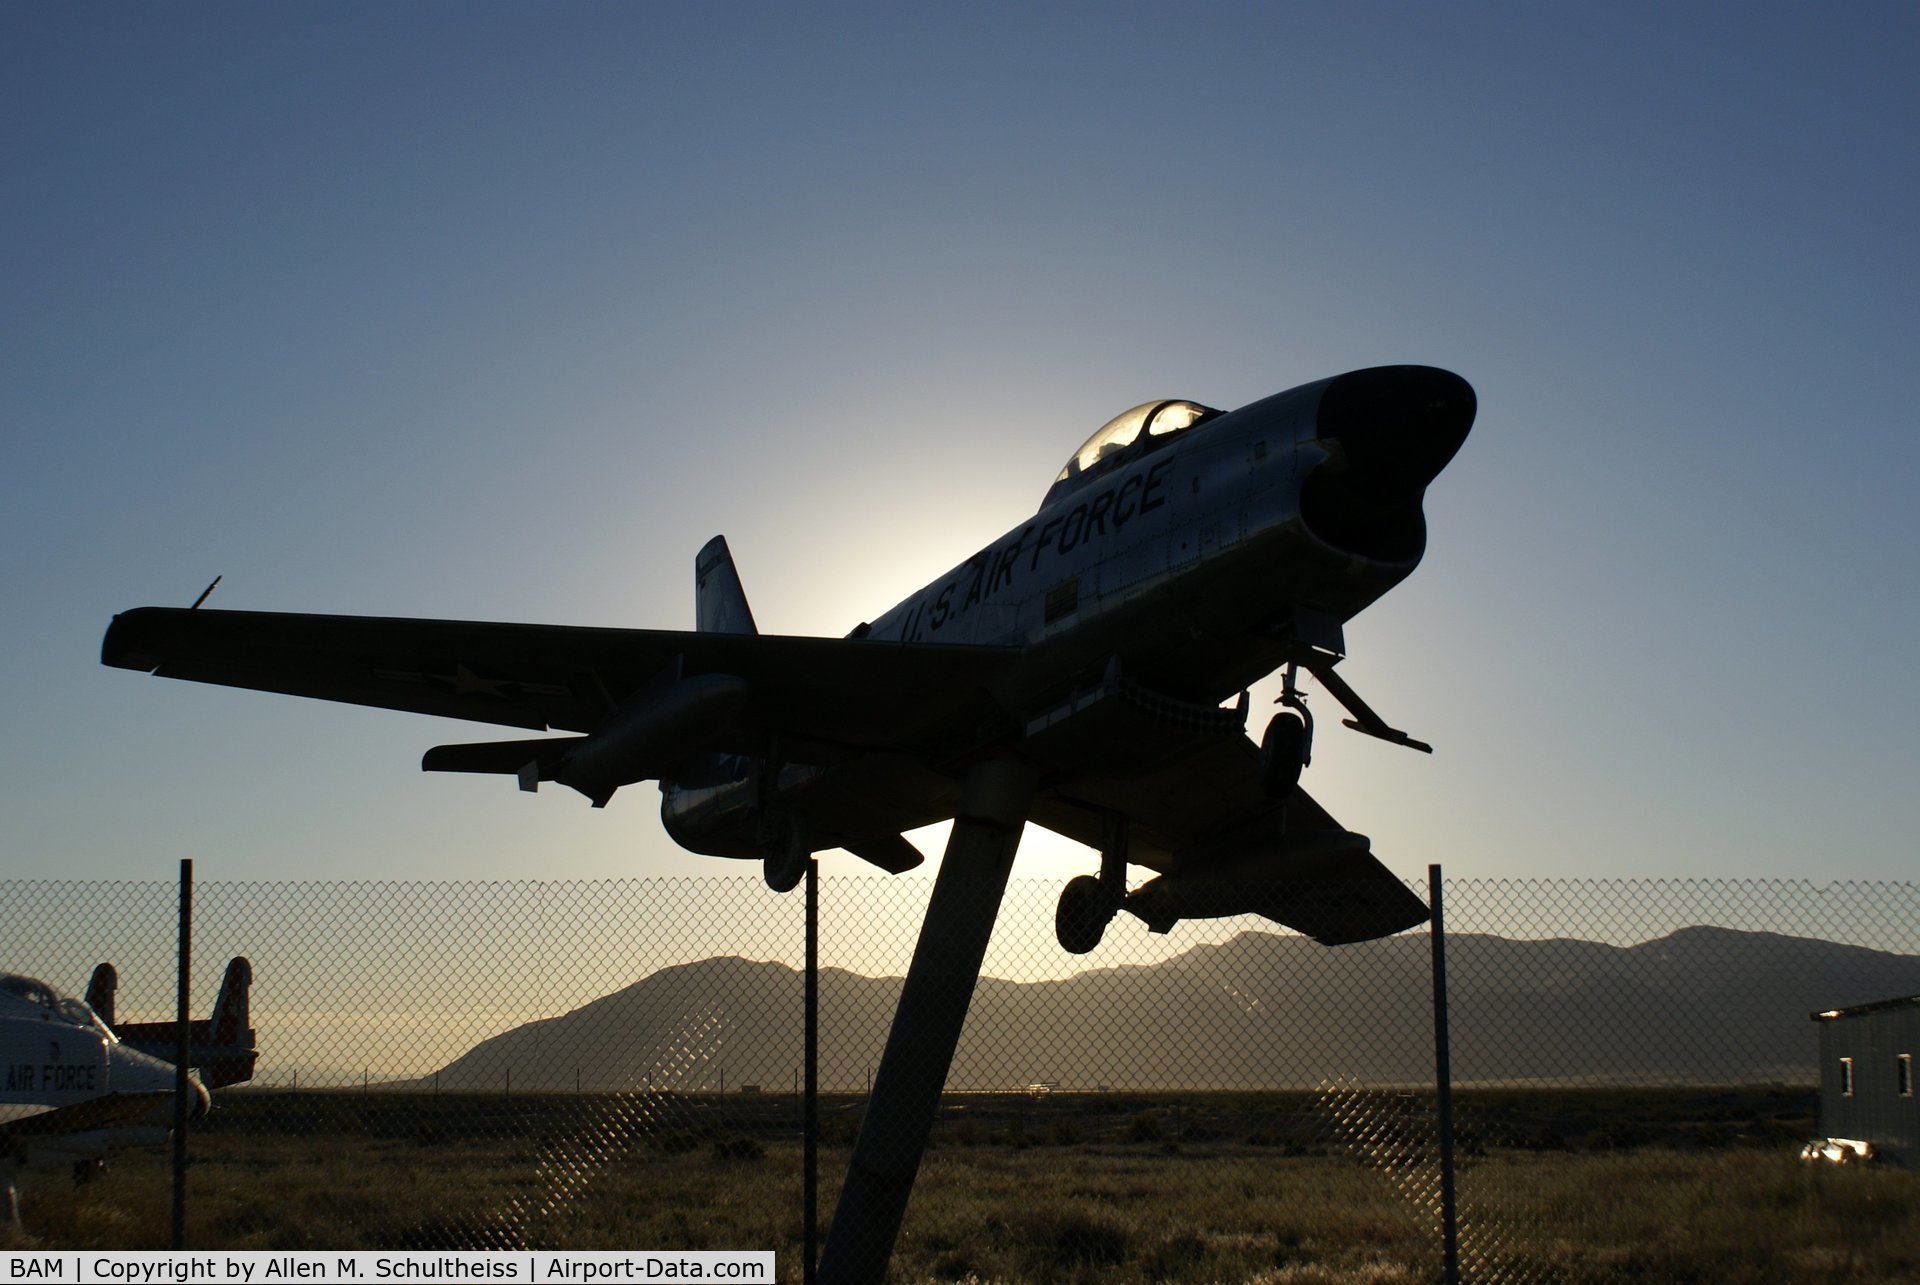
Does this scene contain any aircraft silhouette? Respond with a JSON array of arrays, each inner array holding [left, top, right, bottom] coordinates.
[[102, 365, 1470, 948], [1, 973, 206, 1225], [101, 364, 1473, 1278], [85, 956, 257, 1091]]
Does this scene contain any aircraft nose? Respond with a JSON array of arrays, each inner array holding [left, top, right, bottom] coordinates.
[[1314, 365, 1475, 491], [1301, 366, 1475, 564]]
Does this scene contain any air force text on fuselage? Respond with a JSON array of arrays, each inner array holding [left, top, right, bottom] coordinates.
[[893, 457, 1174, 640]]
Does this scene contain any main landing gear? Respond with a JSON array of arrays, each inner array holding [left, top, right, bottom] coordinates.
[[754, 735, 811, 893], [1055, 815, 1130, 954], [763, 823, 809, 893], [1055, 668, 1319, 954]]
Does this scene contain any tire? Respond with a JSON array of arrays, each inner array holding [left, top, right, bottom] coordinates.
[[1260, 712, 1307, 797], [763, 822, 808, 893], [1056, 875, 1112, 954]]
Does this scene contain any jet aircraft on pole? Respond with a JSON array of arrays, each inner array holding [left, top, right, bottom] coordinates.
[[102, 363, 1475, 1279]]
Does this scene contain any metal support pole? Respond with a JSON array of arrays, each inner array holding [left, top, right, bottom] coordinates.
[[818, 759, 1036, 1285], [171, 858, 192, 1250], [1428, 864, 1459, 1285], [803, 855, 819, 1285]]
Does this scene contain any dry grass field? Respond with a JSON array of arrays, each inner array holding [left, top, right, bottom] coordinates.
[[5, 1089, 1916, 1282]]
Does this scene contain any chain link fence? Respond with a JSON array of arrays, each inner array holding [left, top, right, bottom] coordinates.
[[4, 875, 1918, 1281]]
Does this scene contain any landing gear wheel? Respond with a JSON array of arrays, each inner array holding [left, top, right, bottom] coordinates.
[[1260, 711, 1308, 798], [1056, 875, 1118, 954], [763, 816, 810, 893], [764, 847, 807, 893]]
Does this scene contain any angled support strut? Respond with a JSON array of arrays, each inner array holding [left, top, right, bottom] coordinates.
[[817, 757, 1037, 1284]]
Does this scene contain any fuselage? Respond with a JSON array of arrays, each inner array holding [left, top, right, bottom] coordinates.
[[661, 366, 1474, 863], [0, 974, 209, 1150]]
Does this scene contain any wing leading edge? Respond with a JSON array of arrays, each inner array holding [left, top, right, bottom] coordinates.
[[102, 607, 1020, 764], [103, 608, 1423, 942]]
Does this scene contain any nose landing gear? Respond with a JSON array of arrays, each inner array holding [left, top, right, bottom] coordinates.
[[1260, 663, 1314, 799]]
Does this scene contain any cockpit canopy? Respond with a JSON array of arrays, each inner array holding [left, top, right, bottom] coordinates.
[[1, 973, 113, 1037], [1048, 399, 1220, 506]]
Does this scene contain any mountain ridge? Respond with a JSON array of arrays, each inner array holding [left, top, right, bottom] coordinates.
[[407, 926, 1920, 1093]]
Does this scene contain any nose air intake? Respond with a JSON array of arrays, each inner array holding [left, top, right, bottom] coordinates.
[[1301, 365, 1476, 564]]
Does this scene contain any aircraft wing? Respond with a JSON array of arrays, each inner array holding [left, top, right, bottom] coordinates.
[[1029, 732, 1330, 863], [1029, 734, 1430, 944], [0, 1093, 171, 1139], [102, 607, 1019, 761]]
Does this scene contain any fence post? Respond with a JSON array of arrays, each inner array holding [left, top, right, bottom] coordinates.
[[171, 857, 192, 1250], [1428, 864, 1459, 1285], [804, 855, 819, 1285]]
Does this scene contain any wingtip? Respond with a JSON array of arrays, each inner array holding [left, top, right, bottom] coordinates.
[[101, 610, 155, 671], [102, 605, 193, 671]]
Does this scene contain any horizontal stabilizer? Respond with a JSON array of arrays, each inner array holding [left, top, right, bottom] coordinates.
[[108, 955, 258, 1088], [422, 737, 583, 777], [843, 833, 925, 874]]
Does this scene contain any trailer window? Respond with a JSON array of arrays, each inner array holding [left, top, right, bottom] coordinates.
[[1900, 1053, 1913, 1098], [1840, 1056, 1855, 1097]]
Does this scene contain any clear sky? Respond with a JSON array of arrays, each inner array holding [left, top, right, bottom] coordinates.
[[5, 2, 1917, 891]]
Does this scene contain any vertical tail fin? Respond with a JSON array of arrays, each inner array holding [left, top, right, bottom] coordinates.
[[669, 537, 758, 796], [695, 535, 759, 635], [95, 956, 257, 1088], [86, 963, 117, 1029], [211, 956, 251, 1049]]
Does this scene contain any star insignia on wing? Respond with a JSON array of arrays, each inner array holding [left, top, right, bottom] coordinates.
[[373, 665, 573, 700]]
